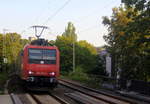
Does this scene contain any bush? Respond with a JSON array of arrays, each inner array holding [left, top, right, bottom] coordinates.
[[62, 66, 103, 89], [68, 66, 89, 83], [0, 72, 8, 93]]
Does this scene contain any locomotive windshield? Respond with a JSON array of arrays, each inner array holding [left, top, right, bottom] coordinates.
[[28, 48, 56, 64]]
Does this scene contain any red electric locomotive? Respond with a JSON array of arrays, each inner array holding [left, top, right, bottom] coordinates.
[[20, 39, 60, 90]]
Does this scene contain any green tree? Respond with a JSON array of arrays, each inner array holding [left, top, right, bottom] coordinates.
[[56, 22, 77, 72], [1, 33, 29, 72], [20, 38, 29, 47], [121, 0, 150, 81], [62, 22, 77, 41], [78, 40, 97, 55], [55, 22, 101, 75], [102, 0, 150, 81], [55, 35, 74, 72], [76, 40, 97, 73], [103, 6, 137, 79], [49, 40, 55, 46], [90, 56, 107, 75]]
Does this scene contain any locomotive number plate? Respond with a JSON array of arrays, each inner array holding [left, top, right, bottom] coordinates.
[[36, 72, 46, 74]]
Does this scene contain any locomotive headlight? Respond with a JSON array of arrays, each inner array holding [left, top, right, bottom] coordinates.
[[49, 72, 55, 76], [28, 70, 34, 74]]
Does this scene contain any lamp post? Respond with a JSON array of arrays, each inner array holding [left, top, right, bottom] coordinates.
[[3, 29, 9, 72]]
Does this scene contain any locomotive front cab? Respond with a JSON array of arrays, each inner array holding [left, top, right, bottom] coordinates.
[[22, 45, 60, 88]]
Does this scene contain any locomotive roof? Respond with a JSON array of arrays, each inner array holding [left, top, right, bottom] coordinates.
[[23, 45, 58, 51], [23, 39, 58, 50], [30, 39, 51, 46]]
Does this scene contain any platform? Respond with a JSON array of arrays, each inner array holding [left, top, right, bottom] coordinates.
[[0, 95, 13, 104]]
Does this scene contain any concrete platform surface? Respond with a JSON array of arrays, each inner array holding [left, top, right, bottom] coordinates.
[[0, 95, 13, 104]]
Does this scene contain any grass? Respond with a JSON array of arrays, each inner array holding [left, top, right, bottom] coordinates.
[[60, 67, 103, 89], [60, 67, 118, 91]]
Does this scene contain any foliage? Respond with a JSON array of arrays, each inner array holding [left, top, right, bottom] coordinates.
[[68, 66, 89, 82], [55, 35, 74, 72], [102, 0, 150, 81], [78, 40, 97, 55], [1, 33, 29, 72], [62, 22, 77, 41], [49, 40, 55, 46], [61, 66, 103, 89], [0, 33, 29, 93], [76, 41, 97, 73], [55, 35, 99, 73], [0, 72, 8, 93], [90, 56, 107, 76], [55, 22, 105, 75], [55, 22, 78, 72]]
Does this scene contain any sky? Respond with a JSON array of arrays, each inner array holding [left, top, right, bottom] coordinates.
[[0, 0, 121, 46]]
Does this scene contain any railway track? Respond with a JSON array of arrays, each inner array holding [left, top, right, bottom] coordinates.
[[10, 93, 23, 104], [48, 92, 70, 104], [10, 79, 146, 104], [30, 93, 70, 104], [11, 93, 69, 104], [59, 79, 139, 104]]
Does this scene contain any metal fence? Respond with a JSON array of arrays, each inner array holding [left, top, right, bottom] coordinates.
[[128, 80, 150, 95], [88, 74, 150, 95]]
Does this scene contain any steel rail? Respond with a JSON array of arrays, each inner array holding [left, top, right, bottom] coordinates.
[[30, 93, 69, 104], [29, 94, 43, 104], [48, 92, 70, 104], [59, 81, 118, 104], [59, 79, 137, 104], [10, 93, 23, 104]]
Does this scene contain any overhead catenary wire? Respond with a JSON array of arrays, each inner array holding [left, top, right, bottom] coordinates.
[[75, 0, 117, 36], [46, 0, 116, 36], [21, 0, 117, 40], [20, 0, 51, 35], [20, 0, 71, 39], [43, 0, 71, 25], [74, 0, 116, 25], [33, 0, 53, 25], [22, 0, 114, 34]]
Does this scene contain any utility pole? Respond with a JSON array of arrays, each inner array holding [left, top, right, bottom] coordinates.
[[73, 30, 77, 73], [73, 36, 75, 72], [2, 29, 8, 72]]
